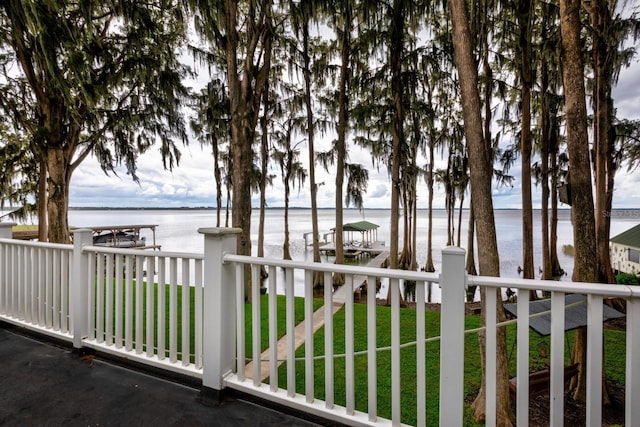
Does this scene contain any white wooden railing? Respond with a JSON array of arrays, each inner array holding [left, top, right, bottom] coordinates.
[[1, 223, 639, 426]]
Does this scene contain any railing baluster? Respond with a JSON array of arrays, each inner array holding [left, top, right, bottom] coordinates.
[[88, 252, 96, 340], [285, 267, 295, 397], [53, 250, 60, 331], [115, 254, 123, 348], [416, 280, 425, 427], [485, 287, 497, 427], [236, 263, 245, 380], [61, 250, 69, 332], [106, 254, 114, 345], [30, 247, 36, 324], [125, 255, 133, 351], [96, 253, 105, 343], [157, 257, 166, 360], [367, 274, 378, 422], [586, 294, 603, 426], [391, 277, 401, 425], [146, 257, 156, 358], [304, 269, 314, 403], [96, 253, 107, 344], [23, 247, 31, 323], [268, 265, 278, 391], [169, 257, 178, 363], [20, 246, 25, 320], [345, 274, 355, 416], [181, 258, 190, 366], [194, 258, 202, 368], [135, 255, 144, 354], [10, 244, 16, 317], [550, 291, 565, 426], [516, 290, 530, 425], [45, 248, 52, 328], [323, 271, 334, 409], [252, 264, 261, 386], [38, 248, 47, 326]]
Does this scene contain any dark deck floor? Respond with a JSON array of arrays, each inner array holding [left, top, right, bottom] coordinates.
[[0, 325, 321, 426]]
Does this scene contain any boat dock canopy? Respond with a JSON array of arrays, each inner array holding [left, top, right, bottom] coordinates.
[[331, 220, 381, 249], [341, 220, 379, 232]]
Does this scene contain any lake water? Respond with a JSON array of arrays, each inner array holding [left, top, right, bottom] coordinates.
[[65, 208, 640, 290]]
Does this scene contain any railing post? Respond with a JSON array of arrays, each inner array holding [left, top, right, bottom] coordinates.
[[439, 246, 467, 427], [199, 227, 241, 398], [72, 229, 93, 349]]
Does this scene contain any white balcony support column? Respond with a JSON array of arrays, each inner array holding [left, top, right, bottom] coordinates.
[[199, 227, 241, 394], [72, 229, 92, 349], [627, 297, 640, 424], [586, 294, 603, 426], [439, 246, 466, 427]]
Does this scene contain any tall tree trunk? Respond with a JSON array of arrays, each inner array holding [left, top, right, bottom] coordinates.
[[449, 0, 512, 422], [283, 168, 292, 260], [212, 137, 222, 228], [518, 0, 535, 282], [224, 0, 273, 299], [425, 141, 435, 272], [456, 190, 464, 247], [302, 19, 323, 291], [37, 157, 48, 241], [540, 59, 553, 280], [333, 0, 351, 287], [589, 0, 616, 285], [388, 0, 405, 274], [559, 0, 599, 402], [465, 198, 478, 302], [46, 146, 71, 243], [550, 144, 564, 277], [258, 85, 269, 258]]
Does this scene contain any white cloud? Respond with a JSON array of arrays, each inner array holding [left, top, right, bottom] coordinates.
[[67, 47, 640, 210]]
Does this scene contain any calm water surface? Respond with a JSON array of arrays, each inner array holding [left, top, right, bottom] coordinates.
[[64, 208, 640, 300]]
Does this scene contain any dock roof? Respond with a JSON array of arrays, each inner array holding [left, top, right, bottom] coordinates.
[[342, 220, 379, 232]]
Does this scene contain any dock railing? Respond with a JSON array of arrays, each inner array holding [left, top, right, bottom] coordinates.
[[1, 223, 640, 426]]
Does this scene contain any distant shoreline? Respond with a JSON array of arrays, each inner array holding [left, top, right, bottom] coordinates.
[[66, 206, 589, 211], [3, 206, 637, 212]]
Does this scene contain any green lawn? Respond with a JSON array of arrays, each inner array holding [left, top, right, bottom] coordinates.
[[274, 302, 626, 426]]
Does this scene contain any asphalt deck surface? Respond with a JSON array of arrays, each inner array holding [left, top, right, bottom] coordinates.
[[0, 325, 320, 427]]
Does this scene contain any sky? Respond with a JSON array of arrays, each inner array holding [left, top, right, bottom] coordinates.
[[69, 43, 640, 211]]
